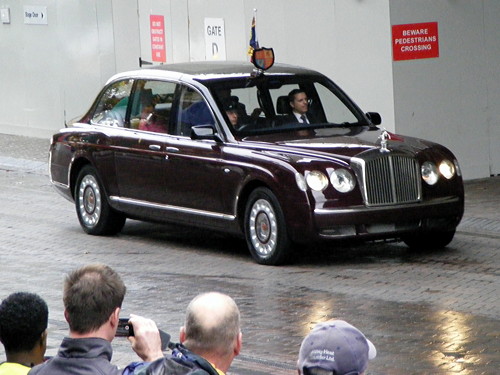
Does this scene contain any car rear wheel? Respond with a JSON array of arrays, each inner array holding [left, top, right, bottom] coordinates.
[[402, 230, 456, 250], [75, 165, 126, 235], [244, 187, 291, 265]]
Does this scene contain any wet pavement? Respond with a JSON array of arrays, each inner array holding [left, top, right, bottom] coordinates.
[[0, 133, 499, 375]]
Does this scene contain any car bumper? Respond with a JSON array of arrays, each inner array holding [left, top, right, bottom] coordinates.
[[311, 196, 463, 240]]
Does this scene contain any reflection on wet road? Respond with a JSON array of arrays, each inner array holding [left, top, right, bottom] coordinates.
[[0, 169, 499, 374]]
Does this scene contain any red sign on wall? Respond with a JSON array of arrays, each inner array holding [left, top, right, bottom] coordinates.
[[150, 15, 166, 63], [392, 22, 439, 61]]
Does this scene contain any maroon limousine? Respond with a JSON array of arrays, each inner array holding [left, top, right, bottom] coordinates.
[[49, 60, 464, 265]]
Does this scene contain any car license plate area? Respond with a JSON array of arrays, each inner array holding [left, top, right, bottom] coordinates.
[[360, 221, 420, 234]]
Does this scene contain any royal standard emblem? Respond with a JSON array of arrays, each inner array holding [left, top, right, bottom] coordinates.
[[252, 47, 275, 71]]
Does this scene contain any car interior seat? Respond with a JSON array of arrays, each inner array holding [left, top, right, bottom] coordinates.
[[274, 95, 290, 125]]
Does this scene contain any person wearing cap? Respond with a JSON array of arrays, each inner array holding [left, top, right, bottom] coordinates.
[[224, 101, 240, 129], [297, 320, 376, 375]]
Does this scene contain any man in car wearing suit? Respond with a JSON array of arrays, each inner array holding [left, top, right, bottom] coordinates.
[[285, 89, 317, 125]]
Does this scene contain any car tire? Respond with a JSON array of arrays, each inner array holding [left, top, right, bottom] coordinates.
[[402, 230, 456, 250], [75, 165, 126, 235], [244, 187, 291, 265]]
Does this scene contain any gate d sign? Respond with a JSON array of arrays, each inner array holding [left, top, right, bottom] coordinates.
[[204, 18, 226, 61], [24, 6, 47, 25]]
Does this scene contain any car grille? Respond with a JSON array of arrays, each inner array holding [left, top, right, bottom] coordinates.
[[352, 154, 421, 206]]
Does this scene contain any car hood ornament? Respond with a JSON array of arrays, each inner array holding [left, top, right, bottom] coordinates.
[[379, 128, 390, 153]]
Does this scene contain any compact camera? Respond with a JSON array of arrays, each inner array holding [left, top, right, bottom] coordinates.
[[116, 318, 134, 337], [115, 317, 171, 351]]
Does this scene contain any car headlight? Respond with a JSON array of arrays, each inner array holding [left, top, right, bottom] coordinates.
[[439, 159, 455, 179], [306, 171, 329, 191], [330, 168, 356, 193], [295, 173, 307, 192], [454, 159, 461, 177], [421, 161, 439, 185]]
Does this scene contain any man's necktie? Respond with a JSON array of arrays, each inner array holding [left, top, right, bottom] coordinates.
[[300, 114, 308, 124]]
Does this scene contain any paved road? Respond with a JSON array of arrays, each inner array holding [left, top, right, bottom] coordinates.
[[0, 134, 499, 374]]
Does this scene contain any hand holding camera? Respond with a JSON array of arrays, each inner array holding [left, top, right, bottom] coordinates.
[[115, 314, 170, 360], [116, 318, 135, 337]]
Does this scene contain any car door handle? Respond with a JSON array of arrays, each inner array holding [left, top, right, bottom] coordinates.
[[149, 144, 161, 151], [166, 147, 179, 153]]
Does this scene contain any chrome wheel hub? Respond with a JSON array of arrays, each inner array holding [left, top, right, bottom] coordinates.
[[78, 175, 101, 227], [249, 199, 277, 256]]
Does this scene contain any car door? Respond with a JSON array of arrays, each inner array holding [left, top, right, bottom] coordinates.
[[113, 79, 177, 204], [161, 85, 232, 220]]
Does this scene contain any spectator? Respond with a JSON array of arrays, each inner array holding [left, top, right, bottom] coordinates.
[[29, 264, 163, 375], [0, 292, 48, 374], [180, 292, 241, 374], [297, 320, 376, 375], [141, 292, 242, 375]]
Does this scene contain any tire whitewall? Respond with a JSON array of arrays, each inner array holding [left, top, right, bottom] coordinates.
[[244, 187, 292, 265], [75, 165, 126, 235]]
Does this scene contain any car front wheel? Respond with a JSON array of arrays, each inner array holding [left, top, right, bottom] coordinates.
[[244, 187, 291, 265], [75, 165, 126, 235], [402, 230, 456, 250]]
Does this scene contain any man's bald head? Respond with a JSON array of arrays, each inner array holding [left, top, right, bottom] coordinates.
[[182, 292, 241, 357]]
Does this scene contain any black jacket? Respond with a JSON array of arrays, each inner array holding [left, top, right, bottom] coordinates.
[[29, 337, 122, 375], [283, 112, 318, 125], [136, 344, 218, 375]]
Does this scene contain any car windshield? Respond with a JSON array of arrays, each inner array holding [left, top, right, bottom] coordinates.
[[205, 73, 367, 136]]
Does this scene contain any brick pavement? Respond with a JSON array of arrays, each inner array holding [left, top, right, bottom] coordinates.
[[1, 133, 499, 374]]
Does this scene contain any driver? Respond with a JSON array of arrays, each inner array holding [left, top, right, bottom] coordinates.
[[285, 89, 317, 124]]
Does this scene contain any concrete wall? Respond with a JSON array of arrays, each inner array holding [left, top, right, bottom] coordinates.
[[483, 0, 500, 176], [390, 0, 499, 178], [0, 0, 141, 137], [0, 0, 498, 179]]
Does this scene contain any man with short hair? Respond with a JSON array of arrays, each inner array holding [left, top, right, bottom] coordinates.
[[297, 320, 376, 375], [29, 264, 164, 375], [180, 292, 241, 374], [142, 292, 242, 375], [286, 89, 316, 124], [0, 292, 48, 375]]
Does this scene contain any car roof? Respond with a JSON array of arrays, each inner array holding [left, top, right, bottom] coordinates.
[[108, 61, 322, 84], [148, 61, 318, 76]]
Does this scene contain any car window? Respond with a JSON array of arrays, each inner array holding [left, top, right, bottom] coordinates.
[[314, 83, 358, 124], [267, 82, 357, 125], [207, 75, 364, 136], [129, 80, 176, 134], [90, 79, 134, 127], [214, 86, 263, 131], [175, 86, 215, 136]]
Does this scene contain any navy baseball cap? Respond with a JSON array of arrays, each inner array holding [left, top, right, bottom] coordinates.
[[222, 99, 238, 112], [298, 320, 376, 375]]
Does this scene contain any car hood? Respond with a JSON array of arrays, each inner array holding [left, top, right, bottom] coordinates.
[[240, 125, 433, 160]]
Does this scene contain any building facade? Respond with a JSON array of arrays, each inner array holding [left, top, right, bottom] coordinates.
[[0, 0, 498, 179]]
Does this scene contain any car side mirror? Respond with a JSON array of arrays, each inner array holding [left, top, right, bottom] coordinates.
[[190, 125, 223, 142], [366, 112, 382, 126]]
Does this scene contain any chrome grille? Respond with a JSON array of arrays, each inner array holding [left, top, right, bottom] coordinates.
[[353, 154, 421, 206]]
